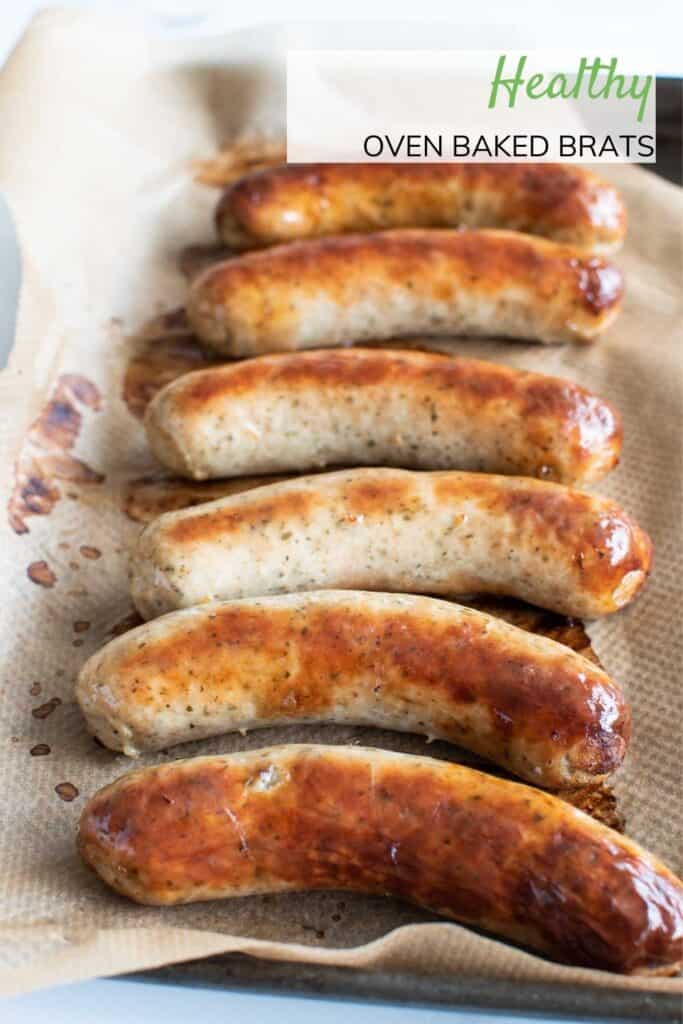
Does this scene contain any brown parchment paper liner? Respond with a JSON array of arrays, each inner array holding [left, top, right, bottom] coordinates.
[[0, 8, 681, 998]]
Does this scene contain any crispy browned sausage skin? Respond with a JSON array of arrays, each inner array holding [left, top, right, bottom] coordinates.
[[75, 592, 630, 786], [78, 745, 683, 975], [143, 348, 622, 484], [216, 163, 626, 252], [129, 469, 653, 621], [187, 230, 623, 356]]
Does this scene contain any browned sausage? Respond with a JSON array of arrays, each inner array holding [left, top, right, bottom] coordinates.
[[216, 163, 626, 253], [75, 591, 630, 787], [78, 744, 683, 974], [144, 348, 622, 484], [186, 230, 623, 356], [129, 469, 652, 621]]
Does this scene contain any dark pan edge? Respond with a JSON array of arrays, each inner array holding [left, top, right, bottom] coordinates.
[[120, 954, 682, 1022]]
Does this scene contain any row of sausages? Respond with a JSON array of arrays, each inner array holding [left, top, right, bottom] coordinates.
[[76, 162, 683, 976]]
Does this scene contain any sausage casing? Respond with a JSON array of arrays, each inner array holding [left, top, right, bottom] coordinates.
[[78, 744, 683, 975], [216, 163, 626, 253], [186, 230, 623, 356], [143, 348, 622, 484], [129, 468, 652, 621], [76, 590, 630, 787]]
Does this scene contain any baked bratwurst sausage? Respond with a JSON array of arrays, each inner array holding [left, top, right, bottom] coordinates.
[[144, 348, 622, 484], [130, 469, 652, 621], [186, 230, 623, 356], [76, 591, 630, 787], [78, 744, 683, 975], [216, 163, 626, 253]]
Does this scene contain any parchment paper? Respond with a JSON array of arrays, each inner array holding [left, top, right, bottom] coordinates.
[[0, 8, 681, 998]]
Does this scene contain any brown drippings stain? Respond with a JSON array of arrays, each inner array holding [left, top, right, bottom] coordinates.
[[558, 783, 624, 832], [193, 138, 285, 188], [30, 744, 51, 757], [122, 309, 219, 420], [80, 545, 101, 560], [69, 561, 80, 571], [8, 374, 104, 534], [72, 639, 84, 648], [124, 473, 289, 524], [32, 697, 62, 719], [55, 782, 79, 802], [27, 561, 57, 588], [29, 682, 42, 696], [178, 244, 235, 281], [73, 620, 90, 633]]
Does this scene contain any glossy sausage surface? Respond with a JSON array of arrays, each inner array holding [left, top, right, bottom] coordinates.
[[78, 744, 683, 975], [144, 348, 622, 484], [76, 591, 630, 786], [216, 163, 626, 253], [187, 230, 623, 356], [129, 469, 652, 621]]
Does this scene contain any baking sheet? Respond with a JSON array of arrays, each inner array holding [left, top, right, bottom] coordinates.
[[0, 8, 681, 999], [126, 955, 683, 1022]]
